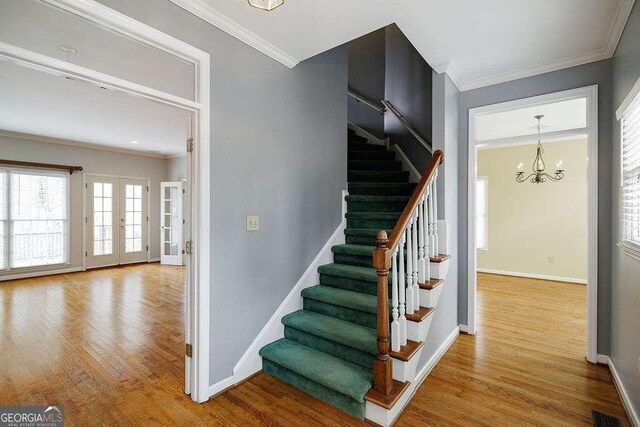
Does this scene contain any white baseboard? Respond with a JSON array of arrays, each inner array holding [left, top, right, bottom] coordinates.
[[148, 258, 161, 263], [208, 376, 234, 399], [0, 266, 84, 282], [389, 144, 421, 183], [608, 357, 640, 426], [347, 121, 388, 147], [597, 354, 610, 364], [230, 219, 347, 386], [477, 268, 587, 285], [458, 323, 475, 334]]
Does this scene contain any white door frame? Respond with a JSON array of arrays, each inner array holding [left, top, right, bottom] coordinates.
[[0, 0, 212, 402], [467, 85, 599, 363], [83, 174, 152, 268]]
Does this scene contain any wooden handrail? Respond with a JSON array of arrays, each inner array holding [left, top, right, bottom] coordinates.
[[371, 149, 444, 396], [386, 150, 444, 258]]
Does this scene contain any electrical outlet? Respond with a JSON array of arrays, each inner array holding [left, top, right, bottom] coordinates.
[[548, 256, 555, 264], [246, 215, 259, 232]]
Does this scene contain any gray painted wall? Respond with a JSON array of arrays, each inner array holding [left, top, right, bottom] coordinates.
[[167, 155, 186, 182], [348, 28, 386, 138], [457, 59, 613, 354], [0, 135, 168, 277], [384, 25, 433, 173], [417, 72, 460, 368], [611, 2, 640, 414], [96, 0, 348, 385]]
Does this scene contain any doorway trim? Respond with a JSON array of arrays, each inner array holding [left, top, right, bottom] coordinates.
[[0, 0, 211, 402], [467, 85, 599, 363]]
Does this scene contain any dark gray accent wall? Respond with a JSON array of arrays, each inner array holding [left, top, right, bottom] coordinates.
[[384, 25, 433, 173], [348, 28, 386, 138], [96, 0, 348, 385], [611, 2, 640, 414], [457, 60, 613, 354]]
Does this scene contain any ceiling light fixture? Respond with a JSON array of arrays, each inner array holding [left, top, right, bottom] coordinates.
[[248, 0, 284, 11], [130, 140, 140, 144], [59, 45, 77, 62], [515, 115, 565, 184]]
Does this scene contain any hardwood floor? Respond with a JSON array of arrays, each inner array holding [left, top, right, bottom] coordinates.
[[0, 267, 629, 425]]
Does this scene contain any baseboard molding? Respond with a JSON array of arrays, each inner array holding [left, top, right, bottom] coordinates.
[[608, 357, 640, 426], [207, 376, 235, 400], [230, 219, 347, 385], [384, 326, 459, 423], [0, 266, 84, 282], [458, 324, 474, 334], [477, 268, 587, 285], [148, 258, 161, 263], [389, 144, 421, 183], [597, 354, 610, 365], [347, 121, 388, 147]]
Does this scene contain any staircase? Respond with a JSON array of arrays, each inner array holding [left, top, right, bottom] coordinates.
[[259, 128, 448, 424]]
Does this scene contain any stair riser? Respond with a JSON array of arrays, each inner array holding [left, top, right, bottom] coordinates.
[[348, 151, 396, 161], [333, 253, 372, 268], [419, 285, 443, 308], [262, 360, 366, 420], [347, 187, 415, 196], [348, 142, 386, 152], [285, 325, 375, 370], [348, 161, 403, 171], [346, 218, 399, 229], [345, 235, 378, 246], [347, 201, 408, 212], [348, 172, 409, 183], [319, 274, 379, 295], [304, 299, 377, 330]]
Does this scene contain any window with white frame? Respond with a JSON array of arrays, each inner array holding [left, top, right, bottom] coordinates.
[[620, 84, 640, 251], [476, 176, 489, 252], [0, 168, 69, 270]]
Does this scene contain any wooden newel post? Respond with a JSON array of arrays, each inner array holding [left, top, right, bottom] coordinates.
[[373, 230, 393, 395]]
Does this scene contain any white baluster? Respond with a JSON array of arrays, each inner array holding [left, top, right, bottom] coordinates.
[[411, 212, 420, 310], [391, 248, 400, 352], [429, 180, 436, 258], [423, 189, 431, 281], [418, 196, 426, 285], [405, 226, 414, 314], [433, 170, 439, 257], [398, 234, 407, 346]]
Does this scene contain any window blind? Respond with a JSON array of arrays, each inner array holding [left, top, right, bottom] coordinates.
[[622, 92, 640, 248]]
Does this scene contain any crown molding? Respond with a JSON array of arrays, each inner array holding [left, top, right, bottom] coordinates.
[[169, 0, 299, 68], [605, 0, 636, 56], [437, 0, 635, 92], [0, 129, 172, 159]]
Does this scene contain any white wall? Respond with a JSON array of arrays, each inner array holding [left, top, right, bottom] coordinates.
[[477, 139, 588, 282], [0, 134, 169, 278], [167, 155, 187, 182]]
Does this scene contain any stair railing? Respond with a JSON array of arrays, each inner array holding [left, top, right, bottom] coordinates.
[[372, 150, 444, 395], [347, 87, 386, 115], [381, 100, 433, 153]]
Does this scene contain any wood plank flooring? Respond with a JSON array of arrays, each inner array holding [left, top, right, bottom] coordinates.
[[0, 266, 629, 425]]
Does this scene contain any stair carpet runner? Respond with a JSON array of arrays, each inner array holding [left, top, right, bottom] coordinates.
[[259, 130, 423, 420]]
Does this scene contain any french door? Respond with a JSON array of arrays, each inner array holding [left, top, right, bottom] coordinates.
[[160, 181, 184, 265], [86, 175, 149, 268]]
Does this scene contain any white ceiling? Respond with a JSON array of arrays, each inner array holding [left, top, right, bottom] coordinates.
[[0, 59, 191, 157], [171, 0, 635, 91], [476, 98, 587, 142]]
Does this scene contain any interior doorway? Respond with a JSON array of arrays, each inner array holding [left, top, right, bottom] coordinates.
[[467, 85, 599, 362]]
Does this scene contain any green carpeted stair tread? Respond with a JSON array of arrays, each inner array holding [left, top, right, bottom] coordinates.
[[348, 134, 368, 143], [345, 195, 411, 203], [345, 212, 402, 219], [344, 228, 393, 237], [331, 244, 376, 257], [348, 142, 386, 152], [318, 262, 379, 283], [302, 285, 378, 314], [348, 150, 396, 161], [259, 338, 372, 403], [348, 182, 415, 189], [281, 310, 378, 355], [348, 170, 410, 183], [348, 160, 403, 171]]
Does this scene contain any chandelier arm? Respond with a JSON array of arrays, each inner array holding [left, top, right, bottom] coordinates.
[[516, 173, 536, 183], [542, 172, 564, 182]]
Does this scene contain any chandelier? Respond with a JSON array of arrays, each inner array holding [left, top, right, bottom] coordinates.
[[248, 0, 284, 11], [515, 115, 565, 184]]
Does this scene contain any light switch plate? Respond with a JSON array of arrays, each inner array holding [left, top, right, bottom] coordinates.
[[246, 215, 259, 232]]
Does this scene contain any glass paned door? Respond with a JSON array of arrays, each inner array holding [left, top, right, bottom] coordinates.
[[160, 182, 183, 265], [119, 178, 149, 264], [86, 176, 119, 268]]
